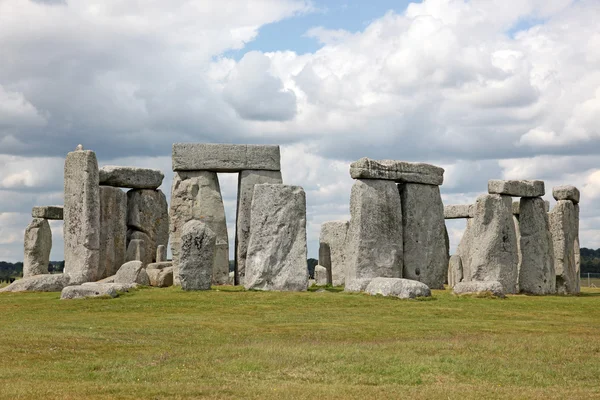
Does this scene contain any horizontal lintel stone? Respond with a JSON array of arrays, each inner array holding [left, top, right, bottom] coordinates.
[[99, 166, 164, 189], [172, 143, 281, 172], [488, 179, 545, 197], [349, 158, 444, 185], [444, 204, 474, 219], [552, 185, 580, 204], [32, 206, 64, 220]]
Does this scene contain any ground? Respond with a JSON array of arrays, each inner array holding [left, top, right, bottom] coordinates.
[[1, 285, 599, 399]]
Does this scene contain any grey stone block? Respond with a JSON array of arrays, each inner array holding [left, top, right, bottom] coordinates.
[[444, 204, 474, 219], [172, 143, 281, 172], [488, 179, 545, 197], [349, 158, 444, 185], [453, 281, 505, 298], [23, 218, 52, 278], [0, 273, 71, 293], [99, 186, 127, 280], [99, 166, 164, 189], [179, 220, 216, 291], [552, 185, 580, 204], [32, 206, 63, 220], [319, 221, 349, 286], [365, 278, 431, 299]]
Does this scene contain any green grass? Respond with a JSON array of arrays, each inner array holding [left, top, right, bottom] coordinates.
[[1, 286, 600, 399]]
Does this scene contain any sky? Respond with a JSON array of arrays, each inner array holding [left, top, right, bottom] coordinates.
[[1, 0, 600, 262]]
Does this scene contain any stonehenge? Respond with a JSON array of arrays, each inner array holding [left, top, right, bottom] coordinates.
[[318, 221, 349, 286], [179, 220, 216, 291], [23, 218, 52, 277]]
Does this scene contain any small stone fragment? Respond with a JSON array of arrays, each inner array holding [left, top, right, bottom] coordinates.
[[114, 261, 150, 285], [453, 281, 505, 298], [365, 278, 431, 299], [488, 179, 545, 197], [147, 266, 174, 287], [315, 265, 328, 286]]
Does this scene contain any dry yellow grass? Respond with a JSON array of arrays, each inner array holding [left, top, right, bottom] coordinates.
[[1, 285, 599, 399]]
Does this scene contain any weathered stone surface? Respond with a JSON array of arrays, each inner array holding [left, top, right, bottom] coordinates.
[[519, 197, 556, 294], [514, 215, 522, 281], [488, 179, 545, 197], [400, 183, 448, 289], [0, 273, 71, 293], [156, 245, 167, 262], [463, 194, 519, 294], [453, 281, 505, 298], [553, 185, 580, 204], [179, 220, 216, 290], [60, 284, 118, 299], [82, 281, 137, 292], [365, 278, 431, 299], [147, 266, 174, 287], [99, 166, 164, 189], [127, 189, 169, 265], [32, 206, 63, 220], [97, 275, 115, 283], [512, 200, 550, 215], [346, 180, 403, 283], [245, 184, 309, 291], [344, 278, 373, 293], [23, 218, 52, 278], [147, 261, 173, 270], [444, 204, 474, 219], [549, 200, 580, 294], [98, 186, 127, 280], [448, 255, 463, 288], [172, 143, 281, 172], [114, 261, 150, 286], [350, 158, 444, 185], [319, 221, 349, 286], [64, 148, 100, 284], [235, 170, 283, 285], [126, 237, 146, 263], [315, 265, 328, 286], [456, 219, 474, 279], [170, 171, 228, 286]]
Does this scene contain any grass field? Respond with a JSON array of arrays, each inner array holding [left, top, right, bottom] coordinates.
[[1, 286, 600, 399]]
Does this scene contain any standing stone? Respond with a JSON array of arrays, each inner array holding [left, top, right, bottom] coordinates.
[[400, 183, 448, 289], [23, 218, 52, 278], [319, 221, 349, 286], [245, 184, 309, 291], [127, 189, 169, 265], [179, 220, 216, 290], [549, 200, 580, 294], [456, 219, 475, 280], [464, 194, 519, 294], [63, 147, 100, 284], [156, 245, 167, 262], [98, 186, 127, 279], [126, 238, 145, 263], [170, 171, 229, 286], [447, 255, 463, 288], [315, 265, 328, 286], [235, 170, 283, 285], [519, 197, 555, 294], [345, 179, 403, 285]]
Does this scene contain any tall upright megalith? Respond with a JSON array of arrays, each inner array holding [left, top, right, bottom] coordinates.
[[235, 170, 283, 285], [170, 171, 229, 286], [245, 184, 308, 291], [23, 218, 52, 277], [63, 146, 100, 284], [550, 186, 580, 294], [179, 220, 216, 291], [319, 221, 349, 286], [98, 186, 128, 279], [345, 179, 403, 284], [127, 189, 169, 266]]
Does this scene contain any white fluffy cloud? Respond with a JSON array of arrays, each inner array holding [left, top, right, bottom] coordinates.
[[0, 0, 599, 260]]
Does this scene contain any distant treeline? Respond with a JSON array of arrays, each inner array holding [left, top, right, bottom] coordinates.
[[580, 248, 600, 274], [0, 261, 64, 279]]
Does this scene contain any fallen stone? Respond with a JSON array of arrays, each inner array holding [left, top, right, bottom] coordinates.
[[444, 204, 474, 219], [96, 275, 115, 283], [400, 183, 448, 289], [179, 220, 216, 290], [453, 281, 505, 298], [172, 143, 281, 172], [344, 278, 373, 293], [147, 266, 174, 287], [23, 218, 52, 278], [350, 158, 444, 185], [114, 261, 150, 286], [0, 273, 71, 293], [81, 281, 137, 292], [32, 206, 63, 220], [518, 197, 556, 294], [365, 278, 431, 299], [60, 284, 118, 300], [463, 194, 519, 294], [488, 179, 545, 197], [146, 261, 173, 270], [346, 179, 403, 283], [319, 221, 349, 286], [126, 238, 146, 263], [245, 184, 309, 291], [315, 265, 328, 286], [549, 200, 580, 294], [99, 165, 164, 189], [553, 185, 580, 204], [98, 186, 127, 279], [235, 170, 283, 285], [448, 255, 463, 288], [156, 245, 167, 262], [63, 147, 100, 284], [127, 189, 169, 264], [170, 171, 229, 286]]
